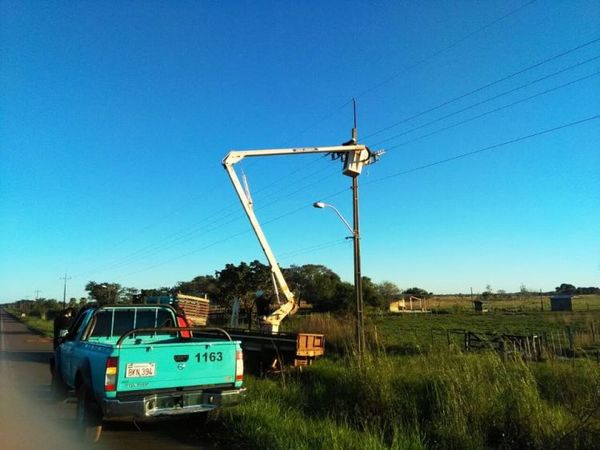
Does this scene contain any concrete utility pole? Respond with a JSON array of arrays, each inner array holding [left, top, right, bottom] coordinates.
[[60, 272, 72, 309], [349, 100, 366, 357], [315, 99, 369, 356]]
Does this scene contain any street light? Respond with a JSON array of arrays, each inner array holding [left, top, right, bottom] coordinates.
[[313, 200, 365, 356], [312, 202, 353, 235]]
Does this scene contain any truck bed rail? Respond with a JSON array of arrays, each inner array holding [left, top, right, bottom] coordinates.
[[116, 327, 232, 347]]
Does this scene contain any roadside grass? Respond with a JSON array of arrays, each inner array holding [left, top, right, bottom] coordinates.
[[216, 352, 600, 450], [4, 308, 54, 337]]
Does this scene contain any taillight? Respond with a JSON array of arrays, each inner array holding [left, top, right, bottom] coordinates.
[[105, 356, 118, 392], [235, 350, 244, 382]]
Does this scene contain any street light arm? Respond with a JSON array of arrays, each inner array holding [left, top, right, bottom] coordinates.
[[314, 202, 354, 235]]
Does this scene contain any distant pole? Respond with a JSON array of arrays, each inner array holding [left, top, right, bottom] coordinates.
[[60, 272, 72, 310], [470, 287, 473, 302], [540, 289, 544, 312], [34, 289, 42, 300]]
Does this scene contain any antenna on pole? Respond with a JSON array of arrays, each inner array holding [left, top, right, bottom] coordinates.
[[351, 98, 358, 144], [343, 98, 358, 146]]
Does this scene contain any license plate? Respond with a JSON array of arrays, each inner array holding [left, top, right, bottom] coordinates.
[[125, 362, 156, 378]]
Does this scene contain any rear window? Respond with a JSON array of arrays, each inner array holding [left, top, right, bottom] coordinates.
[[88, 308, 176, 339]]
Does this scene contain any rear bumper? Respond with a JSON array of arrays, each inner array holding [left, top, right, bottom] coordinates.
[[102, 388, 246, 420]]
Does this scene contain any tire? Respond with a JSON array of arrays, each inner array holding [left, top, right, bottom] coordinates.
[[76, 381, 103, 443]]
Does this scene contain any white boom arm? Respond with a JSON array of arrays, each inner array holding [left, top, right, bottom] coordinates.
[[223, 145, 374, 333]]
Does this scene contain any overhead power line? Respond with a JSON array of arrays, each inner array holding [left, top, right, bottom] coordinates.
[[363, 36, 600, 141], [354, 0, 539, 100], [285, 0, 539, 143], [116, 114, 599, 281], [366, 114, 600, 185], [381, 71, 600, 150]]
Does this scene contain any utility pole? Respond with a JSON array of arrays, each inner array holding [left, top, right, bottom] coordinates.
[[348, 99, 365, 357], [34, 289, 42, 300], [60, 272, 72, 310]]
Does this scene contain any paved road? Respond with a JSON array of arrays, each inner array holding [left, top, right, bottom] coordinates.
[[0, 309, 214, 450]]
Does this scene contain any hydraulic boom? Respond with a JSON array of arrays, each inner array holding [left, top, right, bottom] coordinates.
[[223, 144, 378, 333]]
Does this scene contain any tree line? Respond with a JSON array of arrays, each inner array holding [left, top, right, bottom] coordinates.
[[82, 261, 408, 313]]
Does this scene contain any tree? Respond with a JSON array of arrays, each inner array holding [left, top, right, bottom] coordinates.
[[121, 287, 140, 303], [285, 264, 351, 312], [216, 260, 270, 310], [376, 281, 402, 305], [85, 281, 123, 306], [555, 283, 576, 295], [402, 287, 432, 299], [362, 277, 385, 308], [176, 275, 220, 300]]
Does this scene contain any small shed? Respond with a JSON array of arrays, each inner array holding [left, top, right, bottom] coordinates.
[[473, 299, 488, 313], [550, 295, 572, 312]]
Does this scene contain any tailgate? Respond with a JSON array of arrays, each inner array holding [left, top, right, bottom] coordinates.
[[116, 341, 238, 393]]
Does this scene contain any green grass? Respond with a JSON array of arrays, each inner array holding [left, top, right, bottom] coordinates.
[[243, 299, 600, 449], [215, 353, 600, 450], [5, 308, 54, 337], [285, 299, 600, 355]]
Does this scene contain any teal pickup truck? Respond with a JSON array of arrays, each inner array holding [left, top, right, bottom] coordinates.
[[51, 304, 245, 440]]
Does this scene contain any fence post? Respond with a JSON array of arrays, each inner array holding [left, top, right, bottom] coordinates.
[[567, 326, 575, 358]]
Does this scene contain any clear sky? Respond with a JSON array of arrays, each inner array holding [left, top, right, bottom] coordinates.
[[1, 0, 599, 302]]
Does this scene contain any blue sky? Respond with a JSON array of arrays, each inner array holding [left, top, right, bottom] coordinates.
[[1, 0, 599, 302]]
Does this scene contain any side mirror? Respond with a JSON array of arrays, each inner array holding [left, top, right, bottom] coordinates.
[[59, 329, 69, 338]]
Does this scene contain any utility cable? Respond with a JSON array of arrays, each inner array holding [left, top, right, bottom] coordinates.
[[276, 1, 539, 146], [367, 115, 599, 185], [115, 114, 599, 282], [363, 36, 600, 141], [354, 0, 539, 100], [378, 70, 600, 150]]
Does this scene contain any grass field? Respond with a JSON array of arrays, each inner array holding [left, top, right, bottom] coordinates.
[[240, 296, 600, 449], [6, 299, 600, 449], [285, 295, 600, 356]]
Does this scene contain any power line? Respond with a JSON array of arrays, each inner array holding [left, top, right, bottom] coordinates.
[[115, 115, 599, 282], [380, 70, 600, 150], [71, 4, 544, 280], [366, 115, 599, 185], [363, 36, 600, 141], [78, 68, 598, 281], [354, 0, 539, 100], [372, 56, 600, 146], [280, 1, 539, 144], [279, 239, 350, 261], [77, 161, 341, 279]]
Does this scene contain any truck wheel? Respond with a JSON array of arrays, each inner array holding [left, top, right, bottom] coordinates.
[[76, 382, 103, 443]]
